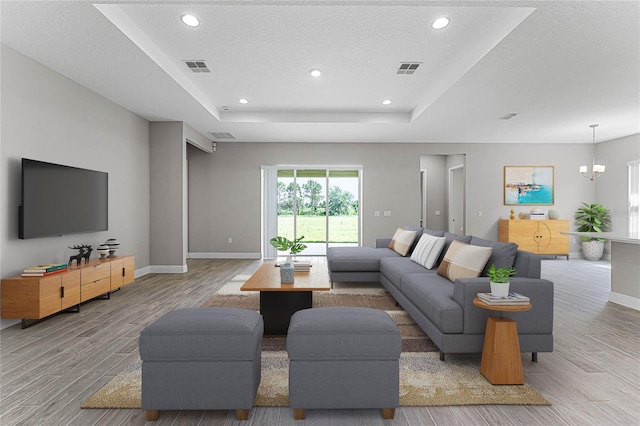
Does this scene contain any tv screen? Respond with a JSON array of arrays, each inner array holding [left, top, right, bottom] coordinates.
[[20, 158, 108, 239]]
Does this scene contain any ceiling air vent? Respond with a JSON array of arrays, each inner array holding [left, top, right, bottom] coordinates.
[[397, 62, 422, 75], [498, 113, 519, 120], [209, 132, 236, 139], [183, 60, 211, 73]]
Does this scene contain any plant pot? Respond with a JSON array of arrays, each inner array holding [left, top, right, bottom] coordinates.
[[582, 240, 605, 261], [490, 281, 510, 298]]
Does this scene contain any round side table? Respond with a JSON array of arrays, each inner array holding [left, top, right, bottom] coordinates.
[[473, 297, 532, 385]]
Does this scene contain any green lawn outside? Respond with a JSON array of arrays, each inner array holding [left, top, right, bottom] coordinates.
[[277, 215, 358, 243]]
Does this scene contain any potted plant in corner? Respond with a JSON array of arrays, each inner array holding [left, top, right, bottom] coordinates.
[[574, 202, 611, 260], [487, 264, 516, 298]]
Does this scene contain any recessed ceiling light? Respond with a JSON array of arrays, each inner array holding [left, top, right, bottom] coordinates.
[[382, 100, 392, 105], [310, 68, 323, 77], [432, 17, 450, 29], [181, 14, 200, 27], [238, 98, 249, 104]]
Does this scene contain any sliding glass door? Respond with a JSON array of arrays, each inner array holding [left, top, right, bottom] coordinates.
[[266, 167, 360, 257]]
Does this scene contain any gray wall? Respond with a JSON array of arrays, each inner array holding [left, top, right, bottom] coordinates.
[[1, 45, 151, 328], [595, 133, 640, 233], [187, 140, 636, 256]]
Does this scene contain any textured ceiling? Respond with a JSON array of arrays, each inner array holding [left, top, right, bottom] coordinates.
[[1, 0, 639, 144]]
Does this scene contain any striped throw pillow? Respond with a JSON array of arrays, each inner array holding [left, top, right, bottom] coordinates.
[[410, 233, 446, 269]]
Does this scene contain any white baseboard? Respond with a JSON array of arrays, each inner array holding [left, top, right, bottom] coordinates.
[[188, 252, 262, 259], [135, 266, 151, 278], [150, 264, 188, 274], [609, 292, 640, 311]]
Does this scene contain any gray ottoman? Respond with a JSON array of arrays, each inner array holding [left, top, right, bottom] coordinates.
[[139, 308, 263, 421], [286, 307, 401, 420]]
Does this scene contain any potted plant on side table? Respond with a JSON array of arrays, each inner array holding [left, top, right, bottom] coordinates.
[[487, 264, 516, 298], [574, 202, 611, 260]]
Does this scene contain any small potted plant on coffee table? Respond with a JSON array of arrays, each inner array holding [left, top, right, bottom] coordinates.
[[487, 264, 516, 298], [270, 236, 307, 261]]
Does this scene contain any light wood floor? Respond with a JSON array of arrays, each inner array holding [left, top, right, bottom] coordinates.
[[1, 257, 638, 425]]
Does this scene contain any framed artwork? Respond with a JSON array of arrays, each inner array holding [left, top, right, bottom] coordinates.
[[504, 166, 554, 205]]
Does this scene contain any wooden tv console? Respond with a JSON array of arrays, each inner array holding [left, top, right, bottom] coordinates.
[[1, 255, 134, 328]]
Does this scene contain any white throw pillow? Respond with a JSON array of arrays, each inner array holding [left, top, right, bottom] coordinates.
[[410, 233, 446, 269], [388, 228, 418, 256], [437, 240, 493, 283]]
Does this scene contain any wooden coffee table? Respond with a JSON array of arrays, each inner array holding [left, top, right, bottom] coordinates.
[[240, 262, 331, 334], [473, 297, 532, 385]]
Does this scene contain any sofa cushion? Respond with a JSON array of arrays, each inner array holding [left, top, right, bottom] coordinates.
[[470, 236, 519, 276], [380, 257, 434, 290], [436, 232, 473, 265], [410, 233, 446, 269], [423, 228, 445, 238], [401, 273, 464, 333], [327, 247, 400, 272], [388, 228, 419, 256], [437, 240, 493, 283]]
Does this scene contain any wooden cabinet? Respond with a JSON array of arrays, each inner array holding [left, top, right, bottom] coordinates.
[[1, 255, 134, 328], [109, 256, 135, 290], [80, 261, 111, 302], [1, 270, 81, 320], [499, 219, 569, 258]]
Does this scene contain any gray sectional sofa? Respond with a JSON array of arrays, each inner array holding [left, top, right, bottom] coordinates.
[[327, 227, 554, 361]]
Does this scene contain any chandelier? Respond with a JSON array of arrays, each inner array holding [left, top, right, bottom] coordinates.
[[579, 124, 605, 181]]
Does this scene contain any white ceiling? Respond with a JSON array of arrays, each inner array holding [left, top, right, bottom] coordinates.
[[1, 1, 639, 144]]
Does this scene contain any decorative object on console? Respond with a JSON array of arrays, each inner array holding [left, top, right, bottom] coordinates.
[[105, 239, 120, 258], [518, 212, 527, 220], [574, 202, 611, 260], [547, 209, 560, 220], [579, 124, 605, 181], [68, 244, 92, 266], [486, 264, 516, 298], [96, 245, 110, 259], [504, 166, 554, 206], [510, 209, 515, 220]]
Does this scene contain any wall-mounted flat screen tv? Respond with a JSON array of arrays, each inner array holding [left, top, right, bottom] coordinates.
[[19, 158, 108, 239]]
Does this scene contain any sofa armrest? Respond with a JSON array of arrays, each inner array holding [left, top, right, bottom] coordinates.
[[513, 250, 541, 279], [453, 277, 554, 334], [376, 238, 392, 248]]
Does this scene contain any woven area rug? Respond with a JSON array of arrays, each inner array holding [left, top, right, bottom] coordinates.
[[81, 352, 549, 408], [82, 282, 550, 408]]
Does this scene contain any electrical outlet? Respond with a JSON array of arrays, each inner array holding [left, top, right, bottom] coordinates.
[[384, 210, 392, 217], [478, 210, 483, 217], [227, 238, 233, 244], [435, 210, 441, 216], [374, 210, 380, 217]]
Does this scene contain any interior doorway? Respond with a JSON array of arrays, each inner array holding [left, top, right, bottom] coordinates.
[[448, 164, 465, 234]]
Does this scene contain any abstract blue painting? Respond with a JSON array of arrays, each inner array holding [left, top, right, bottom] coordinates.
[[504, 166, 554, 205]]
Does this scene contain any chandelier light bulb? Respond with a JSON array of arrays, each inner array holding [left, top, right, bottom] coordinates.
[[579, 124, 605, 181]]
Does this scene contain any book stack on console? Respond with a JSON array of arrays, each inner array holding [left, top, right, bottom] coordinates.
[[21, 263, 68, 277], [477, 292, 530, 305], [292, 260, 312, 271], [529, 212, 546, 220]]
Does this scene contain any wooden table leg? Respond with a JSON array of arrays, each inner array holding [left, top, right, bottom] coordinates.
[[480, 316, 524, 385]]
